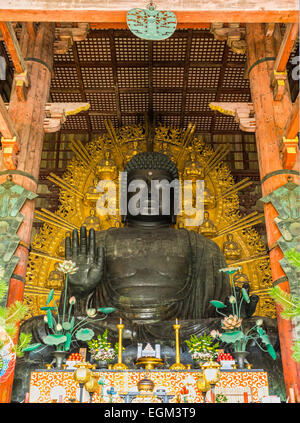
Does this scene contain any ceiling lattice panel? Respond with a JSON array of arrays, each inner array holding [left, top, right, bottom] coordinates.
[[48, 28, 253, 134]]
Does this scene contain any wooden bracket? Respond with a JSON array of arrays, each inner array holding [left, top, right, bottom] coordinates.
[[210, 23, 247, 54], [281, 136, 299, 170], [209, 102, 256, 132], [1, 136, 19, 170], [271, 70, 287, 101], [54, 23, 90, 54], [43, 102, 90, 132]]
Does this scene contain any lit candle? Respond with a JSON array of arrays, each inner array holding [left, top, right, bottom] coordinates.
[[120, 317, 122, 324], [176, 318, 178, 325]]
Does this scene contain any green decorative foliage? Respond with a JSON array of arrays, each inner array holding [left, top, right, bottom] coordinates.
[[220, 331, 245, 344], [47, 309, 53, 329], [75, 328, 94, 341], [43, 334, 67, 346], [241, 288, 250, 304], [97, 307, 116, 314], [62, 322, 72, 331], [184, 333, 219, 361], [285, 248, 300, 268], [209, 300, 226, 309], [87, 329, 120, 362], [0, 279, 33, 359], [269, 286, 300, 363], [46, 289, 54, 306], [23, 343, 42, 352], [210, 267, 276, 359], [24, 260, 115, 354], [13, 333, 33, 358]]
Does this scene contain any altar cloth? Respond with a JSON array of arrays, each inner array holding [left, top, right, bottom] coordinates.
[[29, 369, 269, 403]]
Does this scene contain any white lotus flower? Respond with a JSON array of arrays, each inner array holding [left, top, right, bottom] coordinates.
[[56, 324, 62, 331], [44, 315, 48, 323], [57, 260, 78, 275], [229, 296, 236, 304], [256, 319, 263, 326]]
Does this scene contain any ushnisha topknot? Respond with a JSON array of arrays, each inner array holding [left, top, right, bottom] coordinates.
[[124, 152, 179, 180]]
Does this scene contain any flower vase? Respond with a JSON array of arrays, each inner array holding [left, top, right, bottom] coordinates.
[[232, 351, 249, 369], [96, 360, 108, 369], [193, 360, 205, 369], [53, 351, 68, 369]]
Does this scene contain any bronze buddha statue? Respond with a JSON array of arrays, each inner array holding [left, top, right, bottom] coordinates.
[[21, 152, 232, 342], [12, 152, 285, 402], [58, 152, 231, 338]]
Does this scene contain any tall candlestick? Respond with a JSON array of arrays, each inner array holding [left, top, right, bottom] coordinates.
[[169, 319, 187, 370], [112, 319, 128, 370]]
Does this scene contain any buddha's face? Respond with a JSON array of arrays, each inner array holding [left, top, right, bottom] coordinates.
[[90, 209, 95, 216], [125, 168, 177, 224]]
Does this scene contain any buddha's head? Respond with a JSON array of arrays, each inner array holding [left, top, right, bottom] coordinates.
[[121, 152, 179, 226]]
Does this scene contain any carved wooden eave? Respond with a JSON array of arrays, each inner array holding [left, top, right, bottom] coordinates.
[[54, 23, 90, 54], [43, 102, 91, 133], [209, 102, 256, 132], [210, 23, 247, 55], [3, 101, 90, 133], [0, 102, 90, 170]]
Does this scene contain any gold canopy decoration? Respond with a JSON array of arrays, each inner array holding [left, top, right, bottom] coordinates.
[[23, 121, 275, 319]]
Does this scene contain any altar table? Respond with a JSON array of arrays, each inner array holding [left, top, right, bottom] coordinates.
[[29, 369, 269, 403]]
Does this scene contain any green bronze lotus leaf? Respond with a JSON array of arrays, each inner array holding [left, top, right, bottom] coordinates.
[[75, 328, 94, 341], [97, 307, 116, 314], [43, 334, 67, 346]]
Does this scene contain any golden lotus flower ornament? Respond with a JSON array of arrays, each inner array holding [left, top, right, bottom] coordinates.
[[221, 314, 242, 330]]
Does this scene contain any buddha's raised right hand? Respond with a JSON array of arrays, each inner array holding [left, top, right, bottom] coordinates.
[[65, 226, 104, 297]]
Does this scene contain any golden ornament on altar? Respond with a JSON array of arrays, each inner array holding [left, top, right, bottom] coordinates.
[[135, 357, 164, 370]]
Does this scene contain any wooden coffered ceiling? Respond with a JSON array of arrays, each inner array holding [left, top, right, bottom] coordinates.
[[50, 28, 251, 134], [0, 25, 298, 237]]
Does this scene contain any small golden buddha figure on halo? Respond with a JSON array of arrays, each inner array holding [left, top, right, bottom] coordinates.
[[203, 186, 216, 209], [87, 178, 99, 194], [125, 141, 140, 163], [95, 150, 118, 180], [198, 211, 217, 238], [46, 262, 64, 289], [83, 208, 101, 232], [223, 233, 242, 260], [160, 142, 175, 162], [183, 152, 204, 180], [233, 267, 250, 287]]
